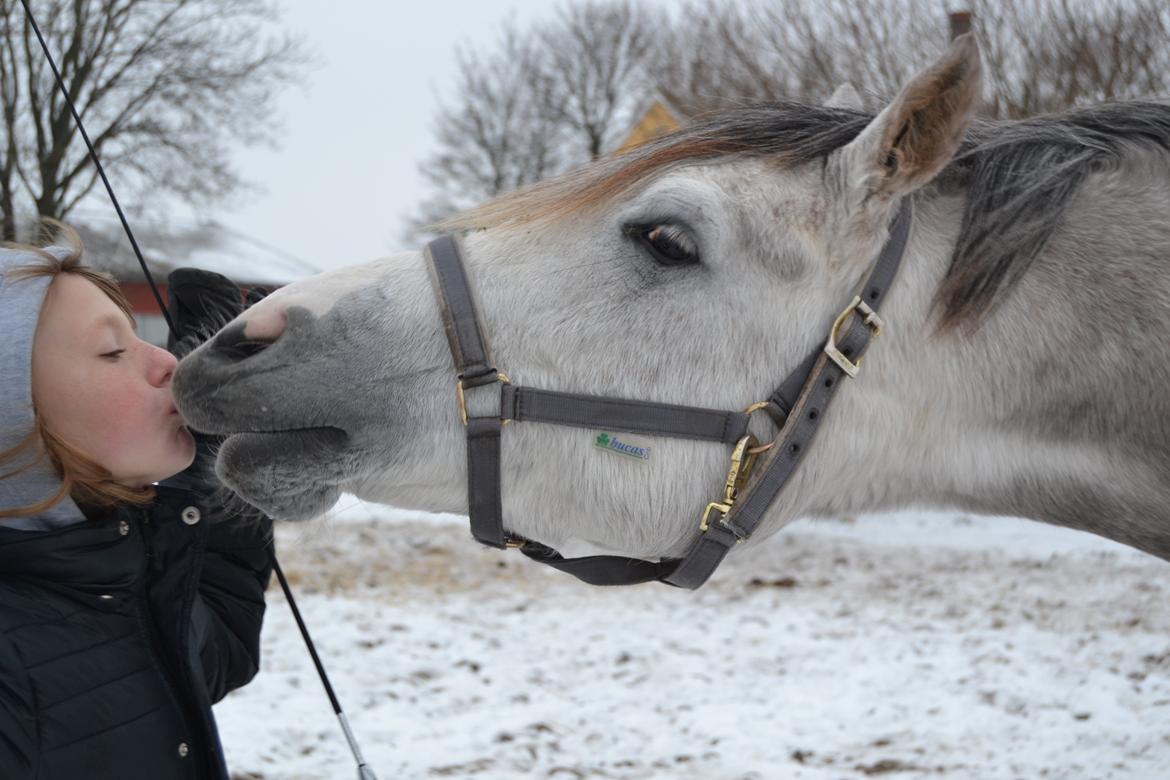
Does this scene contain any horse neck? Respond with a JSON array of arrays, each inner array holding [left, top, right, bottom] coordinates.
[[767, 167, 1170, 561]]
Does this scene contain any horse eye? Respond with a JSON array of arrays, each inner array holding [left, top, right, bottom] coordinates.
[[625, 223, 700, 267]]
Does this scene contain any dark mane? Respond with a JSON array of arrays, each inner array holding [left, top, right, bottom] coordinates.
[[942, 101, 1170, 327], [444, 100, 1170, 329]]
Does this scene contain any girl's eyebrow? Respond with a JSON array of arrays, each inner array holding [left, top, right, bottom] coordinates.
[[91, 313, 123, 330], [90, 312, 133, 336]]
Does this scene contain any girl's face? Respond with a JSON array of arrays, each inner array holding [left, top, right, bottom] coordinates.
[[30, 274, 196, 488]]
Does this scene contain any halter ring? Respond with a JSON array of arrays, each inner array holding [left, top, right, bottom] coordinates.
[[456, 372, 512, 426]]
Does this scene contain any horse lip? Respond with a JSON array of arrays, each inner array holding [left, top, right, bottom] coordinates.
[[225, 425, 345, 437]]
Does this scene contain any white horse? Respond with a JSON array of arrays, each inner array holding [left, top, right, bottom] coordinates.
[[174, 35, 1170, 576]]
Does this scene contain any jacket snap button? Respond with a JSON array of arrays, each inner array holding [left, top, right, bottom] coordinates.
[[181, 507, 201, 525], [118, 520, 130, 536], [99, 594, 114, 601], [177, 742, 189, 758]]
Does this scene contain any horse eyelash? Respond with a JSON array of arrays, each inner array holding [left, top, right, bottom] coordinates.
[[622, 222, 701, 266]]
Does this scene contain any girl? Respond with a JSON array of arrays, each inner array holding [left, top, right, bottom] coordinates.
[[0, 226, 272, 779]]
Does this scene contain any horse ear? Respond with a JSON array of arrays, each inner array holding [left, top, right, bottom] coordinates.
[[825, 82, 863, 110], [839, 33, 981, 206]]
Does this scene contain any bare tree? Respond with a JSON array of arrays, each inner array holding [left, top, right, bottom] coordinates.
[[646, 0, 940, 115], [405, 23, 565, 240], [0, 0, 306, 241], [409, 1, 652, 239], [973, 0, 1170, 117], [536, 0, 652, 160], [651, 0, 1169, 117]]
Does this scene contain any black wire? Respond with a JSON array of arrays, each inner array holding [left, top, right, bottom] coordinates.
[[19, 0, 177, 337], [273, 556, 345, 715], [20, 0, 357, 756]]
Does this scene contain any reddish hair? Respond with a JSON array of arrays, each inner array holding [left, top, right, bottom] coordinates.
[[0, 222, 154, 518]]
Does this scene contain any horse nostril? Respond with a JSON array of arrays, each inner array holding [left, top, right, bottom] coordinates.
[[210, 302, 289, 361], [210, 321, 272, 361]]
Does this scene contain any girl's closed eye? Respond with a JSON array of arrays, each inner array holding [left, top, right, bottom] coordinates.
[[101, 349, 126, 360]]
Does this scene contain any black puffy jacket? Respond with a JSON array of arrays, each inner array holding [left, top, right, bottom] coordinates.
[[0, 482, 273, 779]]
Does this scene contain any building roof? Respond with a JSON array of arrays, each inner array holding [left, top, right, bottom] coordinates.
[[611, 91, 691, 155]]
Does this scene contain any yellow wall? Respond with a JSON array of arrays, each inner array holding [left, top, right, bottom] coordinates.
[[615, 101, 682, 154]]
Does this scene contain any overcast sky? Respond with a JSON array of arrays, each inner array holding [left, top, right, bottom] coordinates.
[[215, 1, 679, 273]]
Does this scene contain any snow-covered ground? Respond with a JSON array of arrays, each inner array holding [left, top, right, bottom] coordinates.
[[215, 503, 1170, 780]]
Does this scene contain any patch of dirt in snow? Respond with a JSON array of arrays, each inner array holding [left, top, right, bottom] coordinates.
[[214, 513, 1170, 779]]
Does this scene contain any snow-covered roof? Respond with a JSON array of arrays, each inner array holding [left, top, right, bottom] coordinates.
[[71, 213, 322, 286]]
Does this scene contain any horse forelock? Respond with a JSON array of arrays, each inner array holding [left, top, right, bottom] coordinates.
[[440, 99, 1170, 332]]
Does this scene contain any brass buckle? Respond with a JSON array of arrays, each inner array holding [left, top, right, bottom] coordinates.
[[456, 372, 511, 426], [699, 435, 760, 542], [823, 295, 883, 378], [741, 401, 777, 456]]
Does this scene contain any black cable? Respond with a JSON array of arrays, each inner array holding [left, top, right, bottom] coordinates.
[[19, 0, 177, 337], [273, 557, 343, 714]]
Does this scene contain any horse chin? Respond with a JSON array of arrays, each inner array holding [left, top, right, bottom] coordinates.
[[214, 428, 350, 522]]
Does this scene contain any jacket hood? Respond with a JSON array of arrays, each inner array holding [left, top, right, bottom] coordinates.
[[0, 246, 87, 531]]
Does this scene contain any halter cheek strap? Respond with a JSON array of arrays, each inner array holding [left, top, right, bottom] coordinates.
[[426, 200, 912, 589]]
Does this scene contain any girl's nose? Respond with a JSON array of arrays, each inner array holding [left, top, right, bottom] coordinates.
[[150, 343, 179, 387]]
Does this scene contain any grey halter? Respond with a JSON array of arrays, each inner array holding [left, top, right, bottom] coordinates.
[[426, 200, 912, 589]]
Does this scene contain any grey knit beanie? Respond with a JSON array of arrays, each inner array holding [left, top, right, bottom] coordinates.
[[0, 245, 86, 530]]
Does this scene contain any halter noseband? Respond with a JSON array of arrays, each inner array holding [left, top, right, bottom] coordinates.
[[426, 200, 912, 589]]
